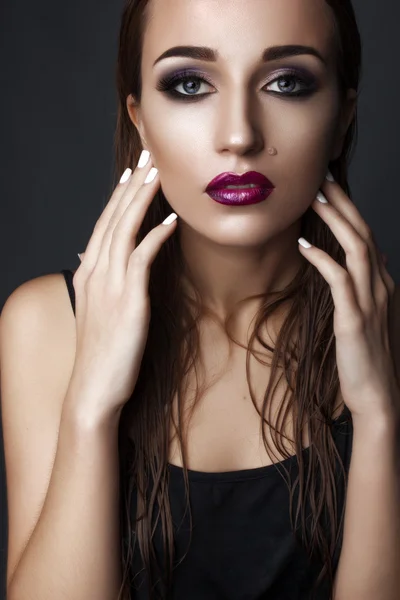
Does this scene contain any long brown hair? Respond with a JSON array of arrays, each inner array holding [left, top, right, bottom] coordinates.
[[113, 1, 362, 598]]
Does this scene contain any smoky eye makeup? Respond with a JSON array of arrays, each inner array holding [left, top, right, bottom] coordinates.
[[156, 68, 213, 91], [155, 65, 319, 102]]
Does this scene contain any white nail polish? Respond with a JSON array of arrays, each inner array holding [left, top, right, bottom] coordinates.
[[120, 168, 132, 184], [298, 237, 312, 248], [326, 169, 335, 182], [162, 212, 178, 225], [138, 150, 150, 168], [316, 191, 328, 204], [144, 167, 158, 184]]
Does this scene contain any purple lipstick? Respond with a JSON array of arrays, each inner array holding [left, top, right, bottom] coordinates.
[[206, 171, 275, 206]]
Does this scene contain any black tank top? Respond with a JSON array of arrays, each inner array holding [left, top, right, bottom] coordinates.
[[61, 268, 353, 600]]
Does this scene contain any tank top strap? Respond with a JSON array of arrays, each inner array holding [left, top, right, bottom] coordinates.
[[61, 269, 76, 316]]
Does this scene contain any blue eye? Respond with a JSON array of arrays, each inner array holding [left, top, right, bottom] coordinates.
[[156, 70, 214, 100], [156, 68, 317, 102]]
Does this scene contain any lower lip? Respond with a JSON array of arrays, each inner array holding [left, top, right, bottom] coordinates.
[[206, 186, 274, 206]]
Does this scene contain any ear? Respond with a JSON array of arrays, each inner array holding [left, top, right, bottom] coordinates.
[[126, 94, 148, 147], [330, 88, 358, 162]]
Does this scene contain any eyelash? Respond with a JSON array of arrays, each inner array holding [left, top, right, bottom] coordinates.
[[156, 68, 317, 101]]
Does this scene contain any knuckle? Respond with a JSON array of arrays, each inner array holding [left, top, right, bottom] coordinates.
[[84, 272, 97, 291], [335, 269, 350, 287], [130, 250, 148, 268], [72, 267, 84, 285], [87, 264, 105, 287], [357, 240, 369, 257], [351, 241, 369, 263], [377, 284, 390, 305]]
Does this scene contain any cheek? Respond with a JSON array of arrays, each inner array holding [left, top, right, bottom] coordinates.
[[142, 129, 198, 211], [278, 108, 338, 191], [144, 120, 208, 198], [281, 102, 337, 153], [143, 120, 195, 169]]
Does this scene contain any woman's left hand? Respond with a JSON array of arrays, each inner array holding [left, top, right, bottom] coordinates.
[[298, 170, 400, 422]]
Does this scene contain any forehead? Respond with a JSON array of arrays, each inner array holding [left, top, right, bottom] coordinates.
[[144, 0, 336, 68]]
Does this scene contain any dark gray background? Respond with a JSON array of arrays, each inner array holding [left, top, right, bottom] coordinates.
[[1, 1, 399, 597]]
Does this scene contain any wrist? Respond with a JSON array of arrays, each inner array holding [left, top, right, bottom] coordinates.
[[62, 384, 123, 434], [352, 407, 400, 435]]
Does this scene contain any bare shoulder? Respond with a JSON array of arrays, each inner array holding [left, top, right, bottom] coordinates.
[[0, 270, 78, 400], [1, 270, 76, 315], [1, 271, 77, 366]]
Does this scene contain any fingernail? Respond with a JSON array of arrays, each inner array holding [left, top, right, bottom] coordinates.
[[162, 212, 178, 225], [144, 167, 158, 184], [77, 253, 82, 262], [316, 191, 328, 204], [298, 237, 312, 249], [325, 169, 335, 182], [138, 150, 150, 168], [120, 168, 132, 184]]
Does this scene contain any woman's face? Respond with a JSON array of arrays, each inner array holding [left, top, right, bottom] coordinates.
[[127, 0, 356, 256]]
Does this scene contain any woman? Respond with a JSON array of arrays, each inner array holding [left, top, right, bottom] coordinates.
[[4, 0, 400, 599]]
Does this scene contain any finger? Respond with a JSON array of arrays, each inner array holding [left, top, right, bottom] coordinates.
[[108, 168, 163, 284], [321, 179, 385, 308], [378, 253, 396, 299], [311, 193, 374, 314], [125, 213, 178, 297], [298, 237, 361, 332], [95, 158, 155, 273], [79, 151, 152, 276], [77, 171, 133, 274]]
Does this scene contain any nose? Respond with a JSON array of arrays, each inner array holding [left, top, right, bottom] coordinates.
[[214, 93, 265, 156]]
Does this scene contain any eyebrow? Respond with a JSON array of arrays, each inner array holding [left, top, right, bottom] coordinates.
[[153, 44, 327, 68]]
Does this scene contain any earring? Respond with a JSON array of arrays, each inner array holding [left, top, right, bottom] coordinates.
[[268, 147, 277, 156]]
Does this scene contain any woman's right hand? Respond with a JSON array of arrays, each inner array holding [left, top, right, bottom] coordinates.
[[67, 151, 178, 424]]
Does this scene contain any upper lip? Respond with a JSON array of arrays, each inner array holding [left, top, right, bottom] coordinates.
[[206, 171, 275, 191]]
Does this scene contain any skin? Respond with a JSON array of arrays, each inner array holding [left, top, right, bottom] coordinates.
[[127, 0, 357, 345]]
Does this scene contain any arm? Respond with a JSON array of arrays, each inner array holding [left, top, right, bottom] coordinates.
[[2, 278, 125, 600], [7, 391, 124, 600], [333, 411, 400, 600], [332, 282, 400, 599]]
